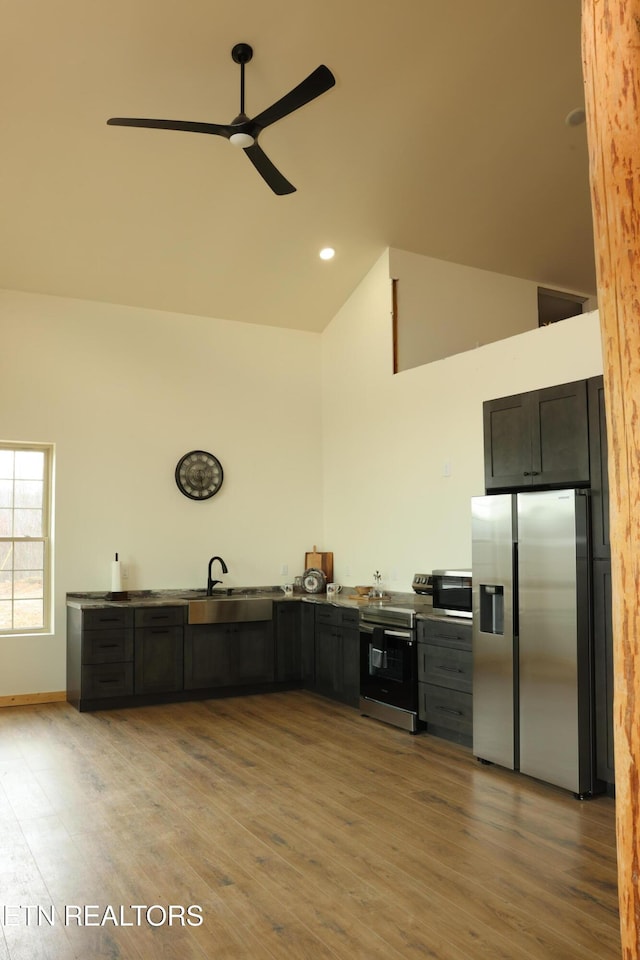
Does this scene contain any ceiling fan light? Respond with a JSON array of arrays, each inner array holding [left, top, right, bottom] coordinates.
[[230, 131, 255, 148]]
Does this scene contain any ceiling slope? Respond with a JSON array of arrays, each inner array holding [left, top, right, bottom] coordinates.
[[0, 0, 594, 332]]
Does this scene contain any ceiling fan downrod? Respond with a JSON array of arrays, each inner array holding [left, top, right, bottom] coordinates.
[[230, 43, 254, 147], [232, 44, 253, 115]]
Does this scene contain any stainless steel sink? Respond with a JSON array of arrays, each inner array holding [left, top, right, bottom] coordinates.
[[187, 596, 273, 624]]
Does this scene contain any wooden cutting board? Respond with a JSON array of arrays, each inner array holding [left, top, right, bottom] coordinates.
[[305, 545, 333, 582]]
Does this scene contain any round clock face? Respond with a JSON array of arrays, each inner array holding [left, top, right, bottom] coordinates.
[[175, 450, 223, 500]]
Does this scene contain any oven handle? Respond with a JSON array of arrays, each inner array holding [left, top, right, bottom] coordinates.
[[360, 624, 414, 642]]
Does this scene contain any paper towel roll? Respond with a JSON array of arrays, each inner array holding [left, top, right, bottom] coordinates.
[[111, 558, 122, 593]]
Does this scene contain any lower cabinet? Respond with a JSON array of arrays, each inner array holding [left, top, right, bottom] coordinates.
[[418, 616, 473, 747], [314, 605, 359, 707], [184, 620, 274, 690], [273, 601, 316, 684], [68, 598, 361, 712], [134, 607, 184, 695], [184, 623, 231, 688], [67, 606, 135, 708]]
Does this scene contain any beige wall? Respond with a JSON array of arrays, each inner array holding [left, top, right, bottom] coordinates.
[[321, 250, 604, 592], [390, 247, 593, 371], [0, 290, 323, 696]]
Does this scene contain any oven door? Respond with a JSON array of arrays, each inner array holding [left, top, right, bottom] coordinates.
[[360, 623, 417, 713]]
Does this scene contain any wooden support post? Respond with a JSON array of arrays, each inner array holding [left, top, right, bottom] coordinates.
[[582, 2, 640, 956]]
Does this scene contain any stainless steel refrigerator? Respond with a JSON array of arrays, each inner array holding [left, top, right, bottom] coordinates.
[[471, 489, 597, 796]]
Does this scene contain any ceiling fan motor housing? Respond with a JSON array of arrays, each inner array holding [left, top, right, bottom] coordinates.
[[231, 43, 253, 65]]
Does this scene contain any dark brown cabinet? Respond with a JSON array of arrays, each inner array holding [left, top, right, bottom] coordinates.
[[134, 607, 184, 695], [314, 605, 359, 707], [273, 601, 315, 683], [588, 375, 610, 559], [483, 379, 590, 491], [587, 375, 614, 786], [418, 616, 472, 746], [234, 621, 275, 684], [67, 606, 135, 709], [593, 559, 614, 785], [184, 619, 274, 690], [184, 623, 232, 689]]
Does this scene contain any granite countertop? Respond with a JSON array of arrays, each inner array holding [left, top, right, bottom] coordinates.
[[66, 587, 289, 610], [66, 587, 435, 615]]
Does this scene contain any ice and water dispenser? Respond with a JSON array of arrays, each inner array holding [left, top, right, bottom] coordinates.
[[479, 584, 504, 635]]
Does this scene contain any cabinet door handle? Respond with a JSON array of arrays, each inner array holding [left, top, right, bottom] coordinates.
[[439, 665, 463, 674], [531, 470, 540, 476], [437, 705, 463, 717], [99, 643, 119, 649], [523, 471, 531, 476]]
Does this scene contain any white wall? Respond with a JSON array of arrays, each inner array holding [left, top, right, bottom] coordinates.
[[0, 254, 605, 696], [321, 250, 604, 592], [390, 247, 594, 371], [0, 290, 323, 696]]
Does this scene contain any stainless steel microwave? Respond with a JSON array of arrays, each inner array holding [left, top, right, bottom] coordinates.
[[431, 570, 473, 619]]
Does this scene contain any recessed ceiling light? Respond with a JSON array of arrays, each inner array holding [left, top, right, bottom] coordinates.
[[565, 107, 586, 127], [319, 247, 335, 260]]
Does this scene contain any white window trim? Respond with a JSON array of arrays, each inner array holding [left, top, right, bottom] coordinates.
[[0, 441, 54, 636]]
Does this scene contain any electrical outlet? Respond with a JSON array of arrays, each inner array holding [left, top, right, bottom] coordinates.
[[443, 460, 452, 477], [391, 568, 399, 581], [281, 563, 288, 576], [121, 564, 129, 580]]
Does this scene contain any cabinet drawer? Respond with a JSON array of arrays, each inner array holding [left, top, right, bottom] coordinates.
[[82, 629, 133, 665], [82, 608, 134, 630], [81, 663, 134, 699], [341, 608, 359, 627], [317, 604, 359, 627], [134, 606, 184, 628], [419, 683, 473, 738], [418, 644, 472, 692], [419, 617, 472, 648], [316, 605, 339, 625]]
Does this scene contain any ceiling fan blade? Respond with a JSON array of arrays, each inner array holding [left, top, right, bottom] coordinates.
[[243, 143, 295, 195], [107, 117, 232, 138], [250, 65, 335, 131]]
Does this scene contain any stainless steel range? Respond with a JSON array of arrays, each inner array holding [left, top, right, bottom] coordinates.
[[359, 604, 418, 733]]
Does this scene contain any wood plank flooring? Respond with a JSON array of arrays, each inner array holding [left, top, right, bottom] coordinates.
[[0, 691, 621, 960]]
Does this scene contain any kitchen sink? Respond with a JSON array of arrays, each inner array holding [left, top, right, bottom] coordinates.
[[187, 596, 273, 624]]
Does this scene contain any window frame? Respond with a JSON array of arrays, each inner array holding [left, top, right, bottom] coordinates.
[[0, 441, 54, 636]]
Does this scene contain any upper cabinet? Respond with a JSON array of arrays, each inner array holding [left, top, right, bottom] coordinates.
[[483, 379, 590, 491], [588, 375, 610, 558]]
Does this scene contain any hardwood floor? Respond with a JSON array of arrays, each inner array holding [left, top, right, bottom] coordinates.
[[0, 691, 621, 960]]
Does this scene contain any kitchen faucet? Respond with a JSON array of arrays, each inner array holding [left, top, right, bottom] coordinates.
[[206, 555, 228, 595]]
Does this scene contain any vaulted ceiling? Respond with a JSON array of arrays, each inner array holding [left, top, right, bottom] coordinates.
[[1, 0, 594, 332]]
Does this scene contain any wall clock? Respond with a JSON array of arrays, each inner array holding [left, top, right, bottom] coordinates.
[[175, 450, 224, 500]]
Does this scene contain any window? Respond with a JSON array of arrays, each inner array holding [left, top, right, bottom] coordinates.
[[538, 287, 587, 326], [0, 443, 53, 634]]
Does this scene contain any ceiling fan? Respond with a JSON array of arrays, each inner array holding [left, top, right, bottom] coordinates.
[[107, 43, 336, 196]]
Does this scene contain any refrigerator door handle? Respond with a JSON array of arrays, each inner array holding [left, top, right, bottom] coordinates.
[[512, 540, 519, 639]]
